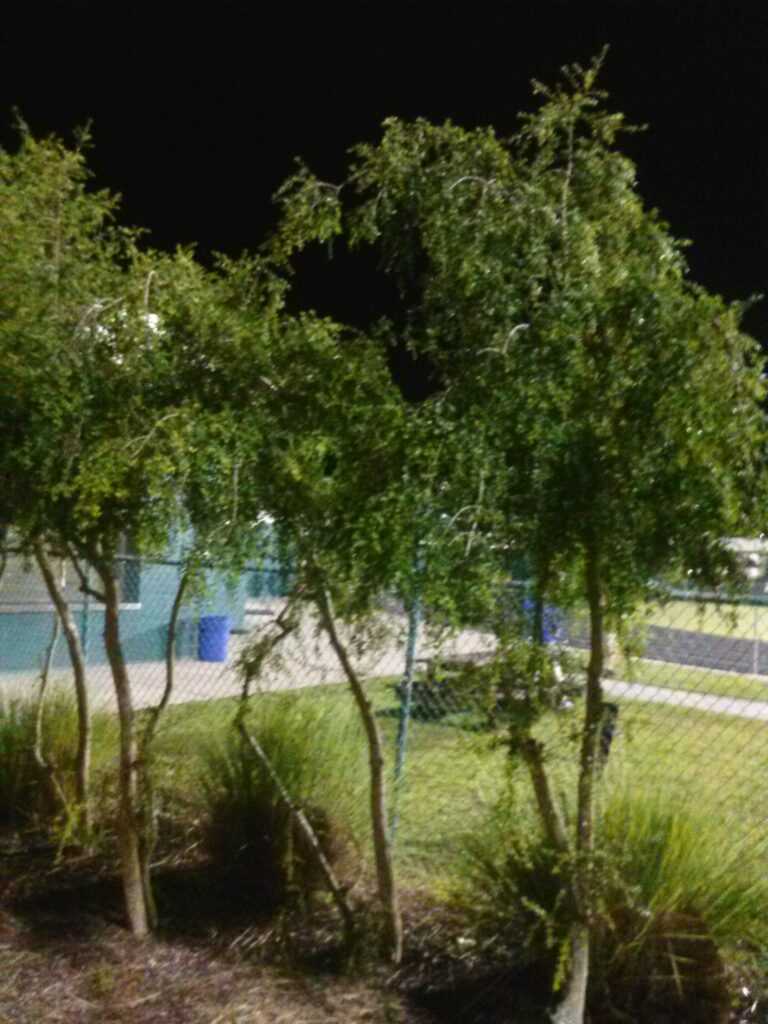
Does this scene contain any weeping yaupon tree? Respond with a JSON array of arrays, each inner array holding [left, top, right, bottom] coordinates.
[[270, 58, 767, 1021], [0, 124, 143, 834], [232, 311, 421, 964], [0, 124, 243, 935], [137, 225, 423, 961]]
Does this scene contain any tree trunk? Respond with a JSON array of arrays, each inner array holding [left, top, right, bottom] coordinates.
[[520, 737, 569, 857], [552, 549, 606, 1024], [33, 536, 92, 834], [97, 558, 151, 937], [32, 607, 69, 815], [315, 586, 403, 964], [551, 923, 590, 1024], [136, 567, 191, 928], [141, 568, 190, 752]]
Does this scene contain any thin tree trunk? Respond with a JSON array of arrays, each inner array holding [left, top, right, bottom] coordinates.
[[141, 568, 190, 752], [551, 924, 590, 1024], [32, 608, 69, 814], [520, 737, 570, 857], [33, 536, 92, 834], [315, 585, 403, 964], [552, 548, 606, 1024], [136, 567, 191, 928], [232, 591, 359, 950], [96, 557, 151, 937]]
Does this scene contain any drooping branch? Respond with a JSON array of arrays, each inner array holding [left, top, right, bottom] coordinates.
[[235, 587, 304, 715], [231, 587, 356, 947], [65, 542, 105, 603]]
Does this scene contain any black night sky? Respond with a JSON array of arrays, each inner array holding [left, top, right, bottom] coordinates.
[[2, 0, 767, 365]]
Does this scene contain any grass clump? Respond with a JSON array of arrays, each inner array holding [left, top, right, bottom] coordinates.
[[456, 772, 768, 1022], [0, 698, 39, 827], [200, 689, 368, 912], [0, 691, 84, 828], [0, 690, 117, 841]]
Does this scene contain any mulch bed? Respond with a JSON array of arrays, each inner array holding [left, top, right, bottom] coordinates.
[[0, 833, 430, 1024], [2, 832, 764, 1024]]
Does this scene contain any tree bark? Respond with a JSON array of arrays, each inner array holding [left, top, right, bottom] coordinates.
[[32, 607, 69, 814], [33, 536, 92, 833], [551, 923, 590, 1024], [315, 586, 403, 964], [552, 548, 606, 1024], [136, 567, 191, 927], [95, 556, 151, 937], [520, 737, 570, 857], [141, 568, 190, 752]]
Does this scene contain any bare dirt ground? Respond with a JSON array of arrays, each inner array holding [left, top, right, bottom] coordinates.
[[0, 911, 418, 1024], [0, 832, 529, 1024], [0, 846, 433, 1024], [2, 836, 764, 1024]]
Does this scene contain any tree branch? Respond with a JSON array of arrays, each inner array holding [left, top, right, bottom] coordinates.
[[237, 720, 357, 947], [520, 736, 570, 857]]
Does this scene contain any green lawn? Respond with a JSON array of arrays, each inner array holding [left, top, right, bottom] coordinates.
[[566, 643, 768, 702], [19, 673, 764, 895], [616, 657, 768, 702], [390, 687, 768, 887], [643, 597, 768, 639]]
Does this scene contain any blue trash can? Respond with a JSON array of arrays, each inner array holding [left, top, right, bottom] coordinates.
[[522, 599, 563, 643], [198, 615, 231, 662]]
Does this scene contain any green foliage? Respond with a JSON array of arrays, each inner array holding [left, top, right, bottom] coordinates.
[[0, 125, 186, 558], [0, 699, 37, 827], [0, 692, 116, 832], [273, 57, 768, 1003], [200, 692, 368, 908], [274, 53, 766, 623], [457, 776, 768, 1018]]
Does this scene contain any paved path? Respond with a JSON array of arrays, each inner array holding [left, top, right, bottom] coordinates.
[[570, 623, 768, 677], [3, 598, 768, 725], [645, 624, 768, 676], [604, 678, 768, 721], [0, 601, 496, 713]]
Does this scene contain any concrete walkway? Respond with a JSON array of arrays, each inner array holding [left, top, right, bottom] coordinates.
[[604, 678, 768, 721], [3, 597, 768, 724], [0, 601, 496, 713]]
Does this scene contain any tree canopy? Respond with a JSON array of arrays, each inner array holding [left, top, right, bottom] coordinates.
[[3, 56, 766, 1007], [270, 55, 767, 1020]]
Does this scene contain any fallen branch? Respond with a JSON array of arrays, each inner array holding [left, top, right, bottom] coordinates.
[[236, 720, 357, 949]]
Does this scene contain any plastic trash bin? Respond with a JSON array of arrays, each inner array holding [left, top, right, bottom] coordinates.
[[198, 615, 231, 662], [522, 598, 563, 643]]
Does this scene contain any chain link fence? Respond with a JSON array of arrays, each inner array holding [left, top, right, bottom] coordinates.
[[2, 551, 768, 895]]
